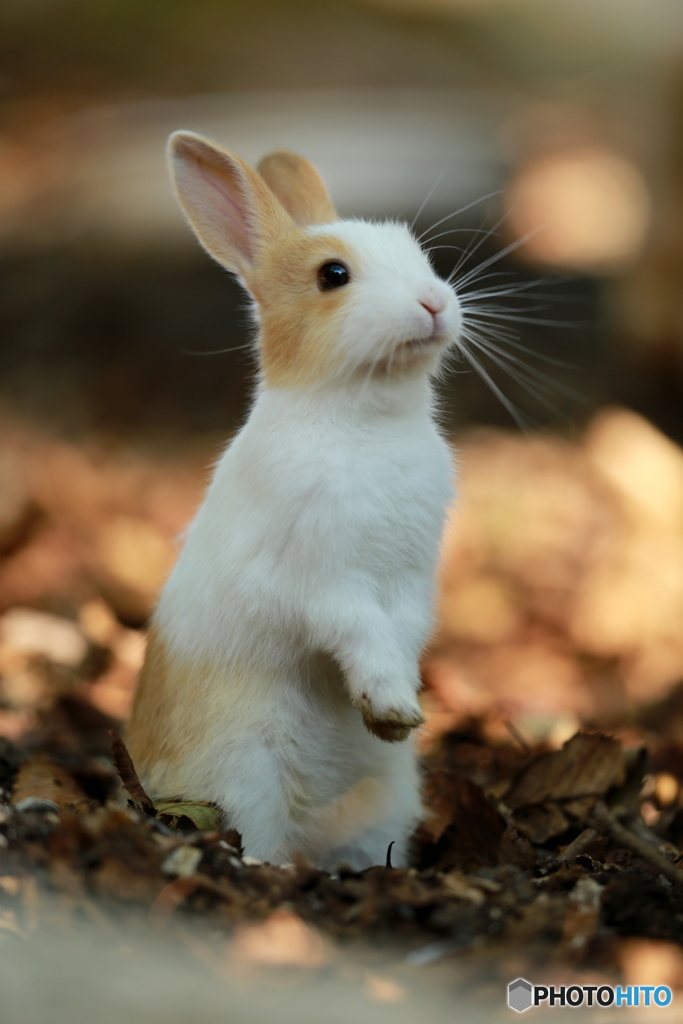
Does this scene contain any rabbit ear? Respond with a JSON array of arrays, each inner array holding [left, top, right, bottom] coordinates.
[[168, 131, 291, 276], [257, 150, 337, 226]]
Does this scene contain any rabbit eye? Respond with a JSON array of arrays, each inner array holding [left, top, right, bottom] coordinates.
[[318, 262, 350, 291]]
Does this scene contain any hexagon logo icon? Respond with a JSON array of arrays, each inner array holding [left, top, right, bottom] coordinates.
[[508, 978, 533, 1013]]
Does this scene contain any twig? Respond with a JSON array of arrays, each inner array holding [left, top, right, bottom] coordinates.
[[385, 841, 395, 869], [109, 729, 156, 817], [590, 800, 683, 887], [556, 827, 601, 863], [504, 720, 531, 755]]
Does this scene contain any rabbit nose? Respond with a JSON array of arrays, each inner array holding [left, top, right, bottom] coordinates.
[[418, 288, 448, 316]]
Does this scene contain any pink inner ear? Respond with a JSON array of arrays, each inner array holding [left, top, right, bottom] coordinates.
[[183, 147, 255, 264]]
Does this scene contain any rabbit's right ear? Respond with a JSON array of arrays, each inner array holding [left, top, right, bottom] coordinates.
[[257, 150, 337, 226], [168, 131, 291, 278]]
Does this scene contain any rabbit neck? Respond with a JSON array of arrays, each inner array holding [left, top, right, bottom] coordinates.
[[256, 373, 435, 425]]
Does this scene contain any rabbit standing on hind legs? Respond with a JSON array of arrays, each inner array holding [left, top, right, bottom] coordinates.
[[126, 132, 461, 870]]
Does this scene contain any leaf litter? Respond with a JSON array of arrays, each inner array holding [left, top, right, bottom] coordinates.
[[1, 411, 683, 1011], [2, 699, 683, 991]]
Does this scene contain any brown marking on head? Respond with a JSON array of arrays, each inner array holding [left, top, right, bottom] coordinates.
[[257, 150, 337, 226], [254, 231, 357, 387], [169, 132, 356, 390]]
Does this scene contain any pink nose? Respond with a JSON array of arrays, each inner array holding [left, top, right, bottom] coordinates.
[[419, 288, 447, 316]]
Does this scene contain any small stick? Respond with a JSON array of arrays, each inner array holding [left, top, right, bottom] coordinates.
[[385, 841, 395, 869], [504, 720, 531, 755], [109, 729, 156, 817], [556, 827, 601, 863], [590, 801, 683, 888]]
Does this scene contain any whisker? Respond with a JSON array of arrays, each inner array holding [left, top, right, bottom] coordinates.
[[422, 226, 498, 246], [462, 272, 573, 292], [425, 244, 469, 256], [463, 309, 578, 329], [462, 330, 558, 406], [411, 151, 459, 230], [462, 294, 582, 365], [450, 226, 542, 288], [457, 271, 519, 291], [446, 212, 504, 284], [416, 190, 503, 243], [456, 339, 533, 431], [459, 287, 571, 304], [461, 327, 581, 401], [180, 342, 254, 356], [461, 301, 550, 314], [458, 277, 552, 299]]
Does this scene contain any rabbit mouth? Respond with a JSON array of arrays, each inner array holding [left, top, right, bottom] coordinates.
[[400, 333, 446, 353], [364, 332, 449, 376]]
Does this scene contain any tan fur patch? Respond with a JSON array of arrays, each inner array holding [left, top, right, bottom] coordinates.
[[126, 627, 183, 787], [257, 150, 337, 226], [312, 777, 387, 849], [170, 135, 357, 390], [253, 233, 357, 388], [126, 627, 244, 800]]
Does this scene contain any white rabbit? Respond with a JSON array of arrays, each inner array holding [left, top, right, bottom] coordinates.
[[127, 133, 461, 869]]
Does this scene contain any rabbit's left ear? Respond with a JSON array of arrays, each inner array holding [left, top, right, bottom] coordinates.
[[168, 131, 292, 279], [257, 150, 337, 226]]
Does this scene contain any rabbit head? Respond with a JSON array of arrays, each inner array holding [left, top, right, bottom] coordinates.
[[168, 131, 461, 388]]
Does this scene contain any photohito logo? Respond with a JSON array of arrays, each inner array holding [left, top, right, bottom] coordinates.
[[507, 979, 673, 1012]]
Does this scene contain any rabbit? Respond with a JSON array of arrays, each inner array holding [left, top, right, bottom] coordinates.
[[126, 131, 461, 870]]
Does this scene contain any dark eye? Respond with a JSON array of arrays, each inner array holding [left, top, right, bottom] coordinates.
[[318, 261, 350, 291]]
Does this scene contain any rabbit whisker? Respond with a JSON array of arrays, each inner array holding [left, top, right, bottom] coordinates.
[[180, 342, 254, 356], [416, 190, 503, 243], [411, 151, 459, 229]]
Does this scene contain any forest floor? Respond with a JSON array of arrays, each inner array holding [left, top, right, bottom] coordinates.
[[1, 408, 683, 1020]]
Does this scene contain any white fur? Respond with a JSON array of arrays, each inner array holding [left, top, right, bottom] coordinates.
[[138, 138, 460, 870], [309, 219, 457, 377]]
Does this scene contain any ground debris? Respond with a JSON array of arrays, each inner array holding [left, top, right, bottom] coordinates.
[[0, 706, 681, 969], [501, 732, 627, 843], [1, 414, 683, 995]]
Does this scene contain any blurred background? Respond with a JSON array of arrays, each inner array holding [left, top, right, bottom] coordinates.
[[1, 0, 683, 751]]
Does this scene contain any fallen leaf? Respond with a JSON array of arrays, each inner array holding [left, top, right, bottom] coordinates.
[[11, 757, 89, 811], [153, 800, 222, 832], [418, 776, 506, 871], [499, 825, 537, 869], [505, 733, 626, 809]]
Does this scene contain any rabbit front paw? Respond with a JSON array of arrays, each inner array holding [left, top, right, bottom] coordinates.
[[352, 687, 425, 743]]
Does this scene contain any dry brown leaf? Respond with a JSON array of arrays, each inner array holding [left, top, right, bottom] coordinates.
[[11, 757, 90, 811], [505, 733, 626, 810], [419, 777, 505, 871], [498, 825, 537, 869], [510, 803, 572, 844]]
